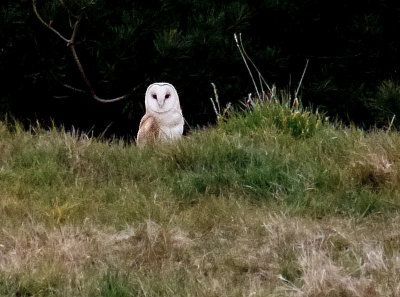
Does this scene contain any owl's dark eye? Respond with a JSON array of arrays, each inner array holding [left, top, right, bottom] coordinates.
[[152, 94, 157, 99], [165, 93, 170, 99]]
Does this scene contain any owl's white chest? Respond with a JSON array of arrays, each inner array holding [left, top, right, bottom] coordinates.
[[156, 109, 184, 140]]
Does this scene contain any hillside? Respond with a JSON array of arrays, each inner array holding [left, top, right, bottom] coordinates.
[[1, 101, 400, 296]]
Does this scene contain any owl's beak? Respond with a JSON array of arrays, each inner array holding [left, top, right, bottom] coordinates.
[[157, 98, 164, 107]]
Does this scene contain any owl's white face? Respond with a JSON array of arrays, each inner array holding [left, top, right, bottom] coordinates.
[[145, 83, 180, 114]]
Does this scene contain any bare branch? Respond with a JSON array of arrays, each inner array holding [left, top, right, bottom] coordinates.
[[211, 82, 221, 112], [238, 33, 271, 93], [62, 83, 87, 93], [91, 94, 130, 103], [33, 0, 130, 103], [69, 18, 79, 45], [387, 114, 396, 133], [209, 83, 232, 120], [57, 84, 131, 103], [234, 33, 260, 99], [32, 0, 70, 43], [295, 59, 309, 99], [68, 27, 129, 103], [209, 82, 220, 119]]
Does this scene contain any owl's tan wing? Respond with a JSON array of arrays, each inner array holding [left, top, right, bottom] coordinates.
[[137, 114, 160, 146]]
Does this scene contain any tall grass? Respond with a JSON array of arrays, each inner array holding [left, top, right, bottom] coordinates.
[[1, 101, 400, 296]]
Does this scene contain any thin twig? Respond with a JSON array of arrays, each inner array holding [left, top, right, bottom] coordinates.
[[295, 59, 309, 98], [278, 274, 303, 293], [387, 114, 396, 133], [68, 20, 129, 103], [269, 85, 276, 103], [32, 0, 70, 43], [210, 82, 220, 119], [53, 95, 71, 99], [234, 33, 260, 99], [211, 82, 221, 112], [210, 83, 232, 120], [62, 83, 87, 93], [209, 97, 219, 119], [238, 33, 271, 92], [69, 18, 79, 45], [259, 74, 264, 101], [33, 0, 129, 103], [92, 94, 130, 103]]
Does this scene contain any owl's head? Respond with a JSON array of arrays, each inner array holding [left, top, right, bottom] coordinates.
[[145, 83, 180, 114]]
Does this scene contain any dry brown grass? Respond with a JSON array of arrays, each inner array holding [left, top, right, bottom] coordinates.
[[346, 132, 400, 190], [2, 201, 400, 296]]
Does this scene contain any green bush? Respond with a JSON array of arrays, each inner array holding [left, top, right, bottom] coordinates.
[[363, 80, 400, 128], [219, 97, 325, 139]]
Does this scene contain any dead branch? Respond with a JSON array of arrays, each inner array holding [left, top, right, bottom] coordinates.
[[295, 59, 309, 99], [234, 33, 260, 100], [33, 0, 70, 43], [234, 33, 271, 103], [32, 0, 129, 103], [237, 33, 271, 93], [209, 83, 232, 121]]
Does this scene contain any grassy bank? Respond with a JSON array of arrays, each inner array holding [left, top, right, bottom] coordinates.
[[1, 101, 400, 296]]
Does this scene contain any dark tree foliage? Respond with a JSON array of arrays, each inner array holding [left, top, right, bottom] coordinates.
[[1, 0, 399, 136]]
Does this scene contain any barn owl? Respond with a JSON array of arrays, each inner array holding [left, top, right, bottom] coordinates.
[[136, 82, 184, 146]]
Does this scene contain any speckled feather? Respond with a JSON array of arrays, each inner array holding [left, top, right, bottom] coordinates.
[[136, 114, 161, 145]]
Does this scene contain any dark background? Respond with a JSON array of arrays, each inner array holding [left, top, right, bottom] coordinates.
[[1, 0, 400, 138]]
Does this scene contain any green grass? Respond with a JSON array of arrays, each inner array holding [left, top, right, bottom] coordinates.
[[1, 101, 400, 296]]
